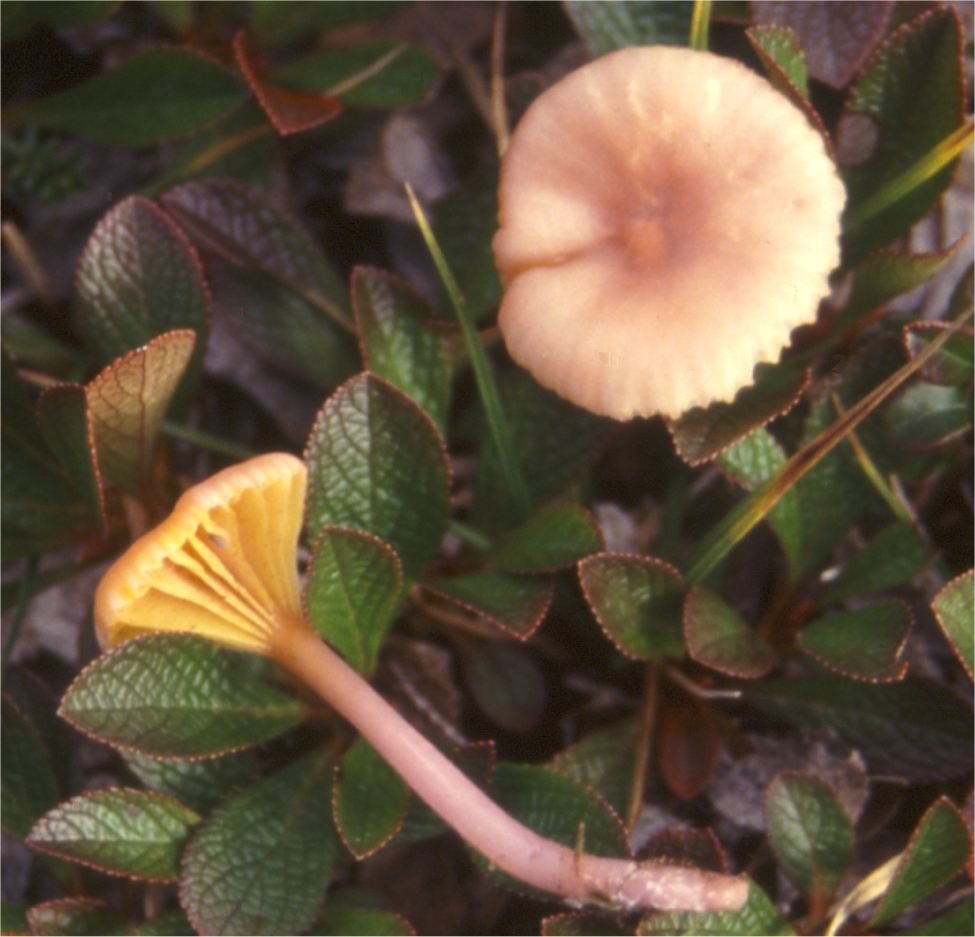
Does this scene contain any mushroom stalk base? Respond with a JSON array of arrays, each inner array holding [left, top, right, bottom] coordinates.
[[271, 622, 748, 914]]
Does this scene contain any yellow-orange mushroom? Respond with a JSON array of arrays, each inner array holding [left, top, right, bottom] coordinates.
[[94, 453, 748, 914], [493, 46, 846, 420], [94, 452, 306, 654]]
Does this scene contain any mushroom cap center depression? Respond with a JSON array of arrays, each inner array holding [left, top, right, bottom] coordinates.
[[492, 46, 845, 420]]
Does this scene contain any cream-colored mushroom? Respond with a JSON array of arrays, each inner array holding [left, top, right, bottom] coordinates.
[[493, 46, 846, 419]]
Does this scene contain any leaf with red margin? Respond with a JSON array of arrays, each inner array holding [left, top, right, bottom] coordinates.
[[765, 772, 853, 904], [932, 570, 974, 681], [750, 0, 892, 88], [86, 330, 195, 496], [798, 601, 911, 682], [684, 586, 776, 679], [668, 362, 809, 467], [422, 571, 553, 640], [27, 788, 200, 882], [161, 178, 355, 386], [304, 374, 450, 582], [745, 25, 833, 157], [304, 526, 404, 676], [74, 195, 209, 408], [578, 553, 684, 660], [333, 738, 410, 859], [233, 30, 341, 136], [841, 8, 965, 264], [871, 797, 972, 926], [352, 266, 451, 431]]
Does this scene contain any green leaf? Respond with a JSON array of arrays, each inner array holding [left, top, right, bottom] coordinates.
[[308, 888, 413, 936], [86, 330, 196, 495], [791, 396, 876, 579], [249, 0, 404, 48], [305, 374, 450, 581], [798, 600, 911, 681], [842, 9, 965, 263], [463, 640, 546, 733], [422, 571, 553, 639], [831, 247, 959, 339], [683, 586, 775, 679], [549, 721, 639, 819], [488, 504, 602, 573], [565, 0, 692, 54], [670, 363, 809, 468], [430, 187, 502, 323], [0, 901, 28, 935], [914, 898, 975, 935], [6, 48, 247, 145], [1, 353, 96, 556], [473, 370, 612, 532], [932, 570, 974, 680], [124, 750, 258, 815], [905, 320, 975, 387], [161, 179, 355, 386], [886, 381, 971, 448], [273, 41, 439, 109], [765, 773, 853, 901], [746, 25, 809, 98], [334, 738, 410, 859], [820, 522, 932, 603], [717, 429, 802, 580], [26, 899, 127, 937], [489, 762, 627, 863], [578, 554, 685, 660], [35, 385, 103, 525], [638, 880, 793, 936], [745, 677, 973, 782], [75, 196, 209, 394], [180, 751, 338, 937], [134, 910, 196, 936], [1, 695, 60, 838], [305, 526, 403, 675], [27, 788, 200, 881], [59, 634, 303, 758], [872, 798, 972, 925], [352, 266, 451, 431]]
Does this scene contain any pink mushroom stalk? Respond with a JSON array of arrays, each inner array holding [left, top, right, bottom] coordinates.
[[95, 453, 749, 913], [493, 46, 846, 420]]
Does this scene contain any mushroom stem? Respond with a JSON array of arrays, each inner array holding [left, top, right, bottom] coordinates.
[[271, 620, 749, 913]]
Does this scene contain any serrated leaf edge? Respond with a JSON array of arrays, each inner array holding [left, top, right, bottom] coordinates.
[[420, 575, 554, 641], [577, 552, 684, 661], [931, 569, 974, 680], [26, 786, 200, 883], [682, 585, 776, 679], [57, 633, 303, 762], [330, 760, 409, 860], [796, 598, 913, 683]]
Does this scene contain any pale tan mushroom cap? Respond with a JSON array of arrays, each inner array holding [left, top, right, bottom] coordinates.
[[95, 453, 306, 654], [493, 46, 846, 419]]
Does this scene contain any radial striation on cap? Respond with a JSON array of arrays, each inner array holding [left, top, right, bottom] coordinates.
[[493, 46, 846, 420]]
